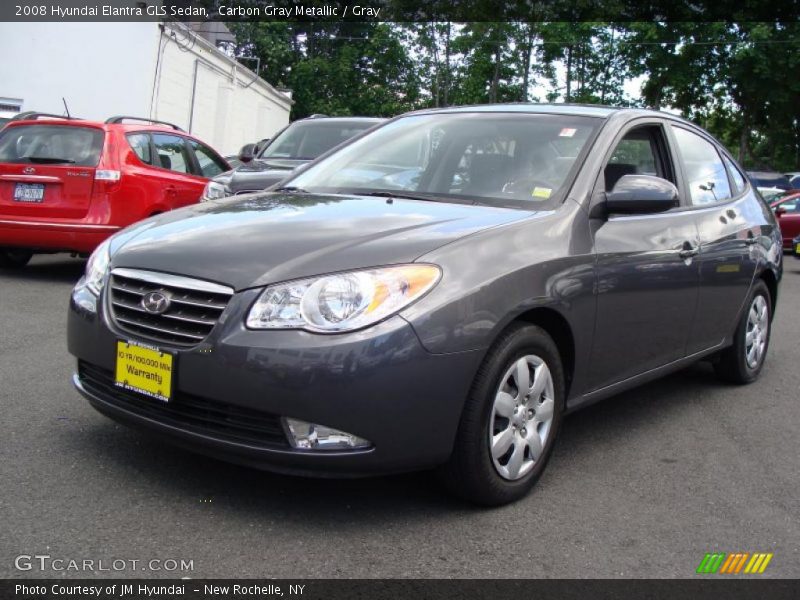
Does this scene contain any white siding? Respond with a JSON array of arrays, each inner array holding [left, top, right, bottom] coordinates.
[[152, 23, 291, 155], [0, 22, 158, 119], [0, 22, 292, 156]]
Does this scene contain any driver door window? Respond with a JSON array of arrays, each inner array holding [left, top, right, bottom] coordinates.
[[189, 140, 228, 178], [605, 126, 672, 192]]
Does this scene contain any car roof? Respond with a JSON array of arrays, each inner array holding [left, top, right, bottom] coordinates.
[[772, 191, 800, 201], [748, 171, 789, 178], [297, 117, 385, 125], [411, 103, 619, 117], [413, 102, 685, 118], [4, 118, 202, 137], [400, 103, 721, 132]]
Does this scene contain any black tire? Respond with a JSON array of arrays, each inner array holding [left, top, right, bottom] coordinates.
[[438, 323, 565, 506], [714, 280, 772, 384], [0, 248, 33, 269]]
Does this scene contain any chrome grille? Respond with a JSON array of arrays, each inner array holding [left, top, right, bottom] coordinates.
[[108, 268, 234, 347]]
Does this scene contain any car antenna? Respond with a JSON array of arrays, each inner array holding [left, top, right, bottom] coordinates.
[[62, 97, 71, 119]]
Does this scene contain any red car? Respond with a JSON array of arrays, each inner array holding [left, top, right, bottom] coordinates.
[[770, 191, 800, 250], [0, 114, 230, 268]]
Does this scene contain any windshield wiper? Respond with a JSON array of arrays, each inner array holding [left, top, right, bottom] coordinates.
[[26, 156, 76, 164], [273, 186, 309, 193], [359, 190, 442, 203]]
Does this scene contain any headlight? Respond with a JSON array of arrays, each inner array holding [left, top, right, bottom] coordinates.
[[201, 181, 228, 201], [246, 264, 441, 332], [84, 238, 111, 295]]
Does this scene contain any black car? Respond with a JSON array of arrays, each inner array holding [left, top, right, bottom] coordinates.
[[68, 104, 782, 505], [202, 116, 383, 199], [747, 170, 793, 191]]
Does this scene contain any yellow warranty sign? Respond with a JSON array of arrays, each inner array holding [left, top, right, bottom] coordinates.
[[114, 341, 173, 402]]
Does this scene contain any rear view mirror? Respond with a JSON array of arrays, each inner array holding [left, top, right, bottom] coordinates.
[[255, 138, 271, 154], [605, 174, 679, 215], [238, 143, 256, 164]]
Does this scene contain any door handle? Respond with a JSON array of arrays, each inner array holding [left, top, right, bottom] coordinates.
[[679, 244, 699, 259], [165, 186, 177, 196]]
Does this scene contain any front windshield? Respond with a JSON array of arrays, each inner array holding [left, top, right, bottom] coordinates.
[[286, 112, 601, 206], [260, 121, 375, 160]]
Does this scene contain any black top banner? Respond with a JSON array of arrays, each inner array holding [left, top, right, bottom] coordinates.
[[3, 0, 800, 22]]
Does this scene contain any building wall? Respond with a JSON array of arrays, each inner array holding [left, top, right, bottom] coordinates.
[[153, 23, 291, 155], [0, 22, 157, 119], [0, 21, 292, 156]]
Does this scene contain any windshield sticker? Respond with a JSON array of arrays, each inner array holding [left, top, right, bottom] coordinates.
[[559, 128, 577, 137], [532, 187, 552, 199]]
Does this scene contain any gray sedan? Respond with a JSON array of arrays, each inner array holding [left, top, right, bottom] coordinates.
[[67, 104, 782, 505]]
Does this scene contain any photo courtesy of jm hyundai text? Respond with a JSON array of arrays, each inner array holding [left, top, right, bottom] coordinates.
[[67, 104, 782, 506]]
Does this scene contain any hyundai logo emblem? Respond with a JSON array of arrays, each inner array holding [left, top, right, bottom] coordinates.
[[23, 167, 36, 175], [141, 291, 171, 315]]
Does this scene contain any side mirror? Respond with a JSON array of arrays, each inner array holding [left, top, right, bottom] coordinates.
[[605, 174, 679, 215], [238, 143, 256, 164], [774, 206, 786, 217]]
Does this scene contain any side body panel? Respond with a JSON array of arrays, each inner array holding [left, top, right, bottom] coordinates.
[[588, 210, 700, 390], [402, 199, 598, 401], [685, 195, 764, 354]]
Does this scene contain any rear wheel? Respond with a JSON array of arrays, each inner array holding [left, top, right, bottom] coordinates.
[[0, 249, 33, 269], [439, 323, 564, 506], [714, 280, 772, 384]]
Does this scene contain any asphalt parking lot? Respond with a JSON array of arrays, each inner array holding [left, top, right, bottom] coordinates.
[[2, 255, 799, 579]]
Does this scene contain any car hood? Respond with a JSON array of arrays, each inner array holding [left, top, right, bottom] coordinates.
[[214, 158, 308, 194], [111, 192, 533, 290]]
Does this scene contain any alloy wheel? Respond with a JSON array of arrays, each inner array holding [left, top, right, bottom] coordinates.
[[744, 294, 769, 370], [489, 355, 555, 481]]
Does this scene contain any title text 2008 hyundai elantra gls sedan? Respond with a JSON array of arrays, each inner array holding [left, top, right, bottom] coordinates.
[[68, 105, 781, 505]]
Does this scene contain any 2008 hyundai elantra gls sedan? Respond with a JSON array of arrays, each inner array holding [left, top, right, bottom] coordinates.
[[68, 104, 782, 505]]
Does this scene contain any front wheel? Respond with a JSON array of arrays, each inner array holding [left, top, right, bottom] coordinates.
[[714, 280, 772, 384], [439, 323, 564, 506], [0, 248, 33, 269]]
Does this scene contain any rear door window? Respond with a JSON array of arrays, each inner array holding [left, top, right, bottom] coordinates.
[[152, 134, 191, 174], [0, 125, 104, 167], [722, 155, 747, 195], [671, 126, 732, 205], [188, 140, 228, 178]]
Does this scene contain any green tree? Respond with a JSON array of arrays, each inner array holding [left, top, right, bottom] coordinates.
[[540, 23, 635, 105], [624, 21, 800, 170], [229, 22, 420, 118]]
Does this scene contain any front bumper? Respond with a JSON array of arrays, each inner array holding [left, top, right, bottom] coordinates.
[[0, 218, 119, 253], [68, 284, 482, 477]]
